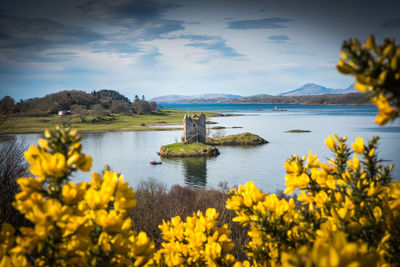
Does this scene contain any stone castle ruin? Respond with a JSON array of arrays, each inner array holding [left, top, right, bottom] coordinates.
[[183, 113, 206, 144]]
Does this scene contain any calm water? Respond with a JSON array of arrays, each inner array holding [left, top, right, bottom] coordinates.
[[6, 104, 400, 193]]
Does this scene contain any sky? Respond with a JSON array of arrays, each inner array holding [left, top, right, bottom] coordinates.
[[0, 0, 399, 101]]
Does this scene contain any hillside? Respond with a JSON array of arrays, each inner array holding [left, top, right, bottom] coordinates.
[[150, 93, 241, 103], [0, 89, 150, 117], [279, 83, 357, 96], [151, 83, 359, 104], [156, 92, 368, 105], [229, 92, 367, 104]]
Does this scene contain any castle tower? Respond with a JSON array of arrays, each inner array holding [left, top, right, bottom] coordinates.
[[183, 113, 206, 144]]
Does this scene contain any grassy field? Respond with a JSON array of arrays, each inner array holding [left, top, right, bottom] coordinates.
[[0, 110, 220, 134]]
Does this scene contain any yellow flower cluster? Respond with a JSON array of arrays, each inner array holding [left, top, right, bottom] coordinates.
[[1, 126, 399, 266], [227, 135, 400, 266], [155, 208, 236, 266], [0, 127, 154, 266], [337, 35, 400, 125]]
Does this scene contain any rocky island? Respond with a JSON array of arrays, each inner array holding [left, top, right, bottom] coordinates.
[[158, 115, 268, 158], [206, 132, 268, 145]]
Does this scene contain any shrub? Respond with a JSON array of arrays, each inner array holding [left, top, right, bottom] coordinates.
[[0, 140, 30, 227], [0, 127, 154, 266]]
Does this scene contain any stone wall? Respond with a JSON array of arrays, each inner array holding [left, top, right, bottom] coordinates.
[[183, 113, 206, 144]]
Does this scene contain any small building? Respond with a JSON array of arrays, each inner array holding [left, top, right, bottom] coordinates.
[[58, 110, 72, 116], [183, 113, 206, 144]]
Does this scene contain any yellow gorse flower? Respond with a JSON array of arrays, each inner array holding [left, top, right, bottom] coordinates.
[[156, 208, 236, 266], [3, 127, 154, 267], [1, 125, 400, 266]]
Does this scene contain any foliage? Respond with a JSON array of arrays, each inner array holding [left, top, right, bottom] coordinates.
[[226, 135, 400, 266], [0, 89, 132, 117], [70, 104, 88, 123], [0, 127, 154, 266], [94, 89, 132, 103], [154, 208, 236, 266], [337, 35, 400, 125], [1, 131, 399, 266], [132, 95, 157, 115], [0, 96, 15, 114], [0, 140, 30, 227]]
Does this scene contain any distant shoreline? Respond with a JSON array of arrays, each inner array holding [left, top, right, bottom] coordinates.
[[0, 109, 221, 135]]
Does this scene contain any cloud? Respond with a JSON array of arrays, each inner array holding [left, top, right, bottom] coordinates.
[[228, 17, 292, 30], [278, 49, 316, 56], [381, 18, 400, 28], [178, 34, 218, 41], [185, 41, 243, 57], [268, 35, 290, 43], [0, 14, 103, 61], [0, 15, 102, 48], [269, 35, 290, 41], [178, 34, 242, 57], [78, 0, 184, 40], [92, 38, 142, 54]]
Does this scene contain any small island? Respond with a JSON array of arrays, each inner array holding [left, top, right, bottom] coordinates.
[[158, 115, 268, 158], [207, 132, 268, 145], [285, 129, 311, 133], [158, 142, 220, 158]]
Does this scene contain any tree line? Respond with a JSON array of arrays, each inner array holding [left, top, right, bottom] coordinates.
[[0, 90, 158, 121]]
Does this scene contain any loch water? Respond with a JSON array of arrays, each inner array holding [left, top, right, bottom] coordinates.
[[8, 104, 400, 193]]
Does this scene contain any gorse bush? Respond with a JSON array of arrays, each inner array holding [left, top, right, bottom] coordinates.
[[0, 127, 154, 266], [226, 135, 400, 266], [0, 140, 30, 227], [337, 35, 400, 125], [1, 35, 399, 266]]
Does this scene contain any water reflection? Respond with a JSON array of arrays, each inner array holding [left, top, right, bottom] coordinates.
[[167, 157, 208, 189], [182, 157, 208, 188]]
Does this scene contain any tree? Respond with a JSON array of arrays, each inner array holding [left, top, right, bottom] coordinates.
[[132, 95, 151, 114], [0, 96, 15, 115], [91, 104, 107, 121], [71, 104, 88, 123], [110, 100, 131, 114], [149, 101, 158, 111]]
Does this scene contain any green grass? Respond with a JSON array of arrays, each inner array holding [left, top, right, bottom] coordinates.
[[0, 110, 220, 134], [207, 132, 268, 145], [158, 142, 219, 158]]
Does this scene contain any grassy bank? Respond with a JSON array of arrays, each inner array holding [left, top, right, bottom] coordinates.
[[207, 132, 268, 145], [158, 142, 220, 158], [0, 109, 220, 134]]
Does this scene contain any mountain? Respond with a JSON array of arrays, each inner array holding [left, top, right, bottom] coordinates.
[[150, 94, 242, 103], [279, 83, 357, 96]]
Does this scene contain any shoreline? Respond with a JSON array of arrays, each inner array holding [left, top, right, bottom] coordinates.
[[0, 109, 239, 135]]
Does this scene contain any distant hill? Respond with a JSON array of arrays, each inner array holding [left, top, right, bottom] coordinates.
[[1, 89, 134, 116], [227, 92, 368, 105], [150, 94, 242, 103], [279, 83, 357, 96], [95, 89, 131, 103]]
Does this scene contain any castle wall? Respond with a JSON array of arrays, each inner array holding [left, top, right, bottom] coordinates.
[[183, 114, 206, 144]]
